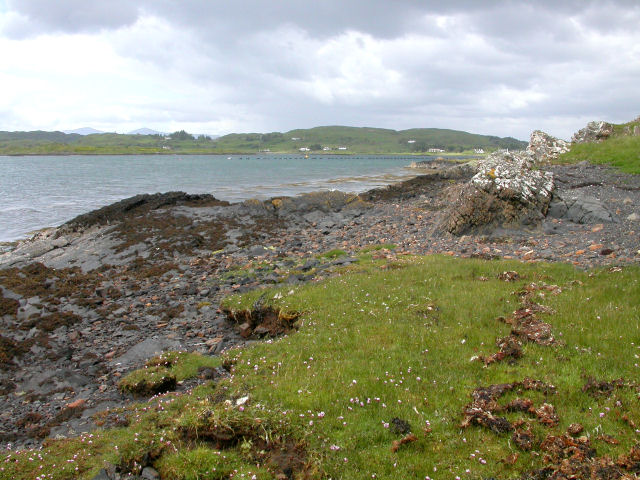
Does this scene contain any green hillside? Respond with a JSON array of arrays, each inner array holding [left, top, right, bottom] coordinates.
[[214, 125, 527, 154], [0, 126, 526, 155], [0, 130, 218, 155]]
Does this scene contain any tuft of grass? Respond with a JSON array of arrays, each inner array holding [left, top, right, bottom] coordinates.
[[119, 352, 222, 396], [558, 132, 640, 174], [358, 243, 397, 253], [316, 248, 347, 260], [4, 255, 640, 479]]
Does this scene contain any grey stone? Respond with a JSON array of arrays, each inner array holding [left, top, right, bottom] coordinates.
[[547, 194, 614, 224], [51, 236, 70, 248], [627, 212, 639, 221], [53, 370, 92, 389], [302, 211, 325, 225], [263, 273, 280, 284], [331, 256, 357, 266], [90, 468, 112, 480], [110, 337, 182, 368], [16, 305, 41, 321], [565, 195, 614, 223], [141, 467, 160, 480], [547, 198, 568, 218], [301, 259, 319, 271], [248, 245, 268, 257]]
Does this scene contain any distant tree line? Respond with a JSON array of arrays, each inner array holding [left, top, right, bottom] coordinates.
[[171, 130, 195, 141]]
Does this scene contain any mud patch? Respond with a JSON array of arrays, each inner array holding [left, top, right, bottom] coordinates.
[[389, 417, 412, 435], [480, 335, 524, 366], [479, 283, 559, 366], [21, 311, 82, 332], [224, 298, 300, 339], [524, 434, 640, 479], [498, 270, 520, 282], [0, 291, 19, 316], [179, 412, 310, 479], [0, 262, 102, 306], [582, 377, 630, 398], [0, 334, 33, 369], [461, 379, 557, 437]]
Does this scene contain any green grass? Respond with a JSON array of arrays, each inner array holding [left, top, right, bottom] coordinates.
[[557, 118, 640, 174], [558, 135, 640, 174], [3, 255, 640, 479], [316, 248, 348, 260]]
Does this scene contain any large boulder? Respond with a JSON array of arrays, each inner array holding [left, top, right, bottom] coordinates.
[[439, 150, 555, 235], [526, 130, 570, 162], [571, 121, 614, 144], [547, 194, 615, 224]]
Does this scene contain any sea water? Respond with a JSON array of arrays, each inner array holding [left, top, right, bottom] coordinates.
[[0, 154, 426, 242]]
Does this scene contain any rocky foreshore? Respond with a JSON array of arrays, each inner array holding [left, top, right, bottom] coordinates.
[[1, 125, 639, 451]]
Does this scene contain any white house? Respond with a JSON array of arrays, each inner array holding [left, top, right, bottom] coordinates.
[[407, 140, 416, 144], [474, 148, 485, 154], [338, 146, 347, 150], [299, 147, 310, 152]]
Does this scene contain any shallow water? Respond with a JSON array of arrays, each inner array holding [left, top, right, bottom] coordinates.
[[0, 154, 429, 242]]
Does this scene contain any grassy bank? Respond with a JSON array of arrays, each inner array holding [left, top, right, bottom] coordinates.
[[557, 119, 640, 174], [2, 254, 639, 479]]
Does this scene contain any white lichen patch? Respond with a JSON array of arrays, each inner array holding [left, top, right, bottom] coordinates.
[[471, 150, 555, 207], [526, 130, 571, 162]]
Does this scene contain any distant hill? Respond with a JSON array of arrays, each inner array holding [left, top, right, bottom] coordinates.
[[214, 126, 527, 154], [128, 128, 165, 136], [63, 127, 105, 135], [0, 125, 527, 155]]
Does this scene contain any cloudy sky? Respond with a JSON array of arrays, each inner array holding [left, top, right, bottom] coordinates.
[[0, 1, 638, 140]]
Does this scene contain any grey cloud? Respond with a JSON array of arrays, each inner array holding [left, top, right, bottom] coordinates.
[[4, 0, 140, 35], [1, 0, 639, 140]]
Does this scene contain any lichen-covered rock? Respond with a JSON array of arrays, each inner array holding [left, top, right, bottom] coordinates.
[[571, 121, 614, 144], [439, 150, 555, 235], [526, 130, 570, 162]]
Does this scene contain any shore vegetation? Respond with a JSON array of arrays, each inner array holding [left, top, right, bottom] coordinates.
[[3, 254, 639, 479]]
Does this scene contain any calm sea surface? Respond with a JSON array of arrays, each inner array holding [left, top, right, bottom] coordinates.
[[0, 154, 427, 242]]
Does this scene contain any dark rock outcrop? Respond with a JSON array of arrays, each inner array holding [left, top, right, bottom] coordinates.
[[65, 192, 229, 231]]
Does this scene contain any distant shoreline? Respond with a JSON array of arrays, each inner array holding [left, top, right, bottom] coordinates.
[[1, 152, 484, 158]]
